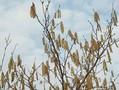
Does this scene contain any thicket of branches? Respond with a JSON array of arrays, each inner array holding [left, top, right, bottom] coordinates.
[[0, 0, 119, 90]]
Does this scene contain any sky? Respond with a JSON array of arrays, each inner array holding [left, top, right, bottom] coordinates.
[[0, 0, 119, 86]]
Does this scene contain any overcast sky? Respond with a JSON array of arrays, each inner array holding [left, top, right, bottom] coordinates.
[[0, 0, 119, 82]]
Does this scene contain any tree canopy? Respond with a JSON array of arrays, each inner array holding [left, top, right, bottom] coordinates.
[[0, 0, 119, 90]]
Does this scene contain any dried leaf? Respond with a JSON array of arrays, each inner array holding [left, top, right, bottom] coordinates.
[[94, 11, 100, 23], [52, 19, 55, 27], [86, 75, 93, 90], [11, 71, 14, 82], [74, 75, 80, 87], [74, 32, 79, 43], [57, 9, 61, 18], [51, 31, 55, 40], [107, 50, 112, 64], [54, 66, 57, 77], [44, 42, 48, 53], [42, 63, 48, 76], [111, 70, 114, 77], [111, 81, 116, 90], [58, 34, 61, 47], [21, 74, 25, 90], [0, 72, 5, 88], [80, 42, 83, 48], [101, 34, 104, 42], [5, 71, 9, 81], [64, 83, 68, 90], [32, 62, 36, 71], [60, 21, 64, 33], [71, 67, 74, 76], [49, 86, 51, 90], [55, 86, 60, 90], [103, 60, 108, 72], [70, 52, 80, 66], [13, 62, 16, 72], [111, 9, 118, 26], [30, 2, 36, 18], [91, 39, 99, 51], [36, 72, 38, 80], [17, 55, 22, 66], [103, 78, 107, 90], [61, 38, 65, 48], [94, 77, 99, 88], [64, 41, 68, 50], [56, 40, 59, 50], [113, 10, 118, 22], [30, 73, 34, 85], [13, 85, 17, 90], [8, 56, 14, 72], [68, 30, 74, 40], [84, 40, 89, 51], [62, 39, 68, 50], [42, 37, 45, 45], [54, 12, 57, 18]]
